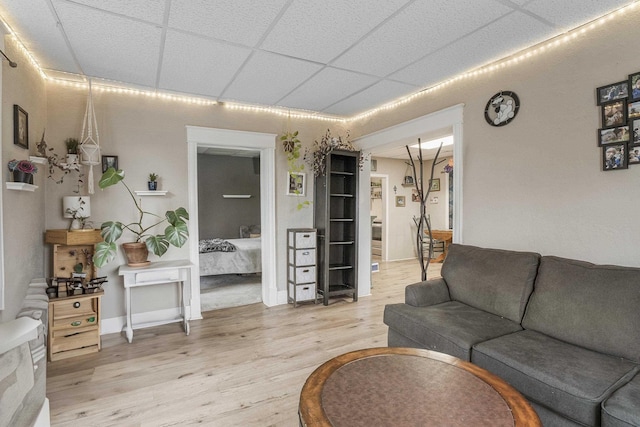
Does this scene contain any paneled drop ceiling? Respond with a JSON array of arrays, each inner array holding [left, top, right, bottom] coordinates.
[[0, 0, 634, 118]]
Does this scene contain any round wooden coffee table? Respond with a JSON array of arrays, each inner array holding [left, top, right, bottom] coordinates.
[[299, 347, 540, 427]]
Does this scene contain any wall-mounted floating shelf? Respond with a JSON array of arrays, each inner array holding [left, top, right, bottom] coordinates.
[[134, 190, 168, 196], [6, 182, 38, 192], [29, 156, 47, 164], [222, 194, 251, 199]]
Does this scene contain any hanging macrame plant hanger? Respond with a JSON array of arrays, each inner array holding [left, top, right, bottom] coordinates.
[[80, 80, 101, 194]]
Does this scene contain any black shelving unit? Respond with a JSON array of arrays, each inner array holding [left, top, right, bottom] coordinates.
[[314, 150, 359, 305]]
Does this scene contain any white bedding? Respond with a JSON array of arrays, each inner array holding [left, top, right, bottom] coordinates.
[[199, 237, 261, 276]]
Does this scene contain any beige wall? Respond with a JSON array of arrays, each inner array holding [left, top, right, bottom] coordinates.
[[355, 9, 640, 268], [3, 6, 640, 323], [1, 37, 47, 322]]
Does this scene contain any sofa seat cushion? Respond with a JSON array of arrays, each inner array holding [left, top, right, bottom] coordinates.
[[473, 330, 639, 426], [602, 373, 640, 427], [383, 301, 523, 361]]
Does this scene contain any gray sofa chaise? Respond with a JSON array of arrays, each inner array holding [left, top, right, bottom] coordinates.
[[383, 244, 640, 426]]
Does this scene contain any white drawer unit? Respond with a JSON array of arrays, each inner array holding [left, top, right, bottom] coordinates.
[[287, 228, 318, 307]]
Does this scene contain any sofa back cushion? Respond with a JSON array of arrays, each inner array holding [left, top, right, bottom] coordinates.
[[441, 244, 540, 323], [523, 256, 640, 363]]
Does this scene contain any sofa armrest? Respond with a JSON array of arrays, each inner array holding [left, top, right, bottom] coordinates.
[[405, 278, 451, 307]]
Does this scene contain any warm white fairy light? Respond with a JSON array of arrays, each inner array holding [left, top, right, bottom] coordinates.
[[1, 0, 639, 121]]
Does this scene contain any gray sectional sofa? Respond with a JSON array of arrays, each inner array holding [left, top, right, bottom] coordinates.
[[383, 244, 640, 426]]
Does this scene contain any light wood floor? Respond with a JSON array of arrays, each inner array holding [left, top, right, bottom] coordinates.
[[47, 259, 442, 427]]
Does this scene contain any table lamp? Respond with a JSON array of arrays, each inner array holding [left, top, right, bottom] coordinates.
[[63, 196, 91, 231]]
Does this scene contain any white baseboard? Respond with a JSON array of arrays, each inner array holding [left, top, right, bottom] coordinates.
[[101, 307, 182, 335], [276, 289, 288, 305]]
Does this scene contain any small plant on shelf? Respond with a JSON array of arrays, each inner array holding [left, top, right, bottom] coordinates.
[[65, 138, 79, 154], [148, 172, 158, 190]]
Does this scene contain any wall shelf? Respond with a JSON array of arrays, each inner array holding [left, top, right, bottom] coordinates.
[[134, 190, 167, 196], [29, 156, 47, 164], [6, 182, 38, 192]]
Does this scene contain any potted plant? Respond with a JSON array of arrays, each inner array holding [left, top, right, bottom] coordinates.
[[93, 168, 189, 267], [148, 172, 158, 191], [7, 159, 38, 184], [65, 138, 79, 165]]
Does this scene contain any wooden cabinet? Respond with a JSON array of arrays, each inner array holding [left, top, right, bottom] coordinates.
[[45, 229, 102, 297], [45, 229, 104, 360], [47, 291, 102, 361], [314, 150, 359, 305], [287, 229, 317, 307]]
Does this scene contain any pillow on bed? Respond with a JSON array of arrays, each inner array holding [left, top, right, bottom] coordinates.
[[199, 238, 237, 253]]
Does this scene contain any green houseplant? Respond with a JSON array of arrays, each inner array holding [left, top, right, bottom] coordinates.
[[93, 168, 189, 267], [148, 172, 158, 191]]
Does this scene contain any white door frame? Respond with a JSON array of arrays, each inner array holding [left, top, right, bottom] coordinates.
[[186, 126, 278, 320], [355, 104, 464, 278]]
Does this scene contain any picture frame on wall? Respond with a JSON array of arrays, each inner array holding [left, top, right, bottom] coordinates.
[[395, 196, 405, 207], [628, 145, 640, 165], [286, 172, 305, 196], [597, 81, 629, 105], [628, 100, 640, 119], [13, 105, 28, 149], [429, 178, 441, 192], [101, 155, 118, 173], [602, 143, 628, 171], [598, 126, 629, 146], [632, 118, 640, 144], [601, 100, 627, 128], [629, 71, 640, 102]]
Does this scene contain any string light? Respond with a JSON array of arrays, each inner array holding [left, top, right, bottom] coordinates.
[[1, 0, 638, 121]]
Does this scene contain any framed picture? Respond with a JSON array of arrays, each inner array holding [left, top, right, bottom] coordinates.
[[601, 100, 627, 128], [597, 81, 628, 105], [13, 105, 28, 149], [101, 155, 118, 173], [286, 172, 305, 196], [411, 189, 422, 202], [632, 119, 640, 144], [628, 145, 640, 165], [429, 178, 441, 192], [628, 101, 640, 119], [598, 126, 629, 145], [629, 72, 640, 102], [603, 143, 628, 171], [395, 196, 405, 207]]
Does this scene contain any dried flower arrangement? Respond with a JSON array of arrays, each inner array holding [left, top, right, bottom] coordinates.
[[304, 129, 356, 177]]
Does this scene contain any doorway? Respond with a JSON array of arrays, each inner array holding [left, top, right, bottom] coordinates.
[[186, 126, 277, 321], [197, 150, 263, 311]]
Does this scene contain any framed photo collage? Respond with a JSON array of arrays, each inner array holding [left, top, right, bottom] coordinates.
[[597, 71, 640, 171]]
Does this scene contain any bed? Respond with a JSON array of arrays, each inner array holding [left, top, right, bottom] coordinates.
[[199, 237, 262, 276]]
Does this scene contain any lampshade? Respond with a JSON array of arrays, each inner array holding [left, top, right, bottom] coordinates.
[[63, 196, 91, 218]]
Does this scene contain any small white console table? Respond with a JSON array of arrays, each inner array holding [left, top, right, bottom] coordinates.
[[119, 259, 193, 343]]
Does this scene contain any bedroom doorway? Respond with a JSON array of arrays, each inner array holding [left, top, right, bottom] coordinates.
[[187, 126, 278, 321], [197, 150, 263, 311]]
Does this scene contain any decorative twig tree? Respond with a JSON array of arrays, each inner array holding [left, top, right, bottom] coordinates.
[[405, 138, 445, 281]]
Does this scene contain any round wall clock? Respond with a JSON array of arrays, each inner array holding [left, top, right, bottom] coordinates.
[[484, 91, 520, 126]]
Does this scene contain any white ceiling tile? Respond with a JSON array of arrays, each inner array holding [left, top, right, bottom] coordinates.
[[523, 0, 632, 28], [168, 0, 289, 47], [323, 80, 417, 116], [222, 51, 323, 106], [332, 0, 514, 77], [261, 0, 409, 63], [278, 67, 381, 111], [64, 0, 167, 24], [0, 0, 80, 72], [159, 30, 251, 97], [391, 11, 552, 87], [53, 1, 162, 87]]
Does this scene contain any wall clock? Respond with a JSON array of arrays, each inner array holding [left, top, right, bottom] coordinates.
[[484, 91, 520, 126]]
